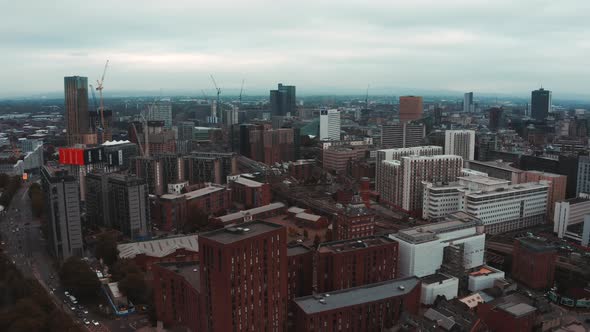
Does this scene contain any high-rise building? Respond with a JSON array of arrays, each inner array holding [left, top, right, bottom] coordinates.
[[147, 99, 173, 128], [199, 221, 288, 332], [316, 236, 398, 293], [64, 76, 90, 146], [511, 237, 556, 289], [319, 109, 341, 141], [488, 107, 504, 131], [463, 92, 474, 113], [41, 165, 83, 260], [531, 88, 551, 121], [270, 83, 296, 116], [107, 174, 151, 239], [381, 123, 425, 148], [177, 121, 195, 141], [445, 130, 475, 161], [399, 96, 423, 123], [522, 170, 566, 222], [576, 155, 590, 196]]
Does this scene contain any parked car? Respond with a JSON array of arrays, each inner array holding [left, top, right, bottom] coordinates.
[[92, 320, 99, 326]]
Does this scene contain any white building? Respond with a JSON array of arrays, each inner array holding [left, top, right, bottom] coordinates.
[[467, 266, 505, 292], [390, 212, 485, 278], [147, 99, 173, 128], [554, 197, 590, 238], [420, 273, 459, 305], [319, 109, 341, 141], [445, 130, 475, 161]]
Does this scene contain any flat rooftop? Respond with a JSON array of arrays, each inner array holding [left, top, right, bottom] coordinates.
[[458, 175, 510, 186], [200, 220, 283, 244], [318, 236, 396, 254], [394, 212, 480, 244], [468, 160, 523, 173], [466, 182, 547, 198], [216, 202, 286, 223], [498, 302, 537, 318], [523, 170, 564, 178], [517, 236, 556, 253], [288, 244, 312, 256], [469, 265, 503, 277], [161, 185, 225, 200], [294, 277, 419, 314], [421, 273, 456, 285], [159, 262, 200, 291], [233, 177, 264, 188]]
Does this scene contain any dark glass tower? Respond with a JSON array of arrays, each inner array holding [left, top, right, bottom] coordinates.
[[270, 83, 296, 116], [64, 76, 89, 145], [531, 88, 551, 121]]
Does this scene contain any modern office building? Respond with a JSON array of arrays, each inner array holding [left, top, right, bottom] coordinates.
[[41, 165, 84, 260], [420, 273, 459, 305], [293, 277, 421, 332], [316, 236, 398, 293], [319, 109, 341, 141], [463, 92, 474, 113], [445, 130, 475, 161], [390, 212, 485, 278], [399, 96, 423, 123], [199, 221, 288, 332], [270, 83, 296, 116], [576, 155, 590, 196], [379, 154, 463, 213], [147, 99, 173, 128], [531, 88, 552, 121], [381, 123, 425, 148], [553, 197, 590, 238], [64, 76, 90, 146]]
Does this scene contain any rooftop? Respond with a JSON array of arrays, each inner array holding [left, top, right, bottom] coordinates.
[[517, 236, 556, 253], [468, 160, 523, 173], [159, 262, 201, 291], [294, 277, 419, 314], [216, 202, 286, 224], [318, 235, 396, 254], [117, 235, 199, 259], [161, 185, 226, 200], [296, 212, 322, 222], [287, 206, 307, 214], [466, 181, 548, 198], [393, 212, 481, 244], [469, 265, 503, 277], [524, 170, 565, 178], [200, 220, 283, 244], [421, 273, 456, 285], [498, 302, 537, 318], [233, 177, 264, 188], [458, 175, 510, 186], [287, 244, 312, 256]]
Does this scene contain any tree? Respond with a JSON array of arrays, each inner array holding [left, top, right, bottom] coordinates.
[[95, 234, 119, 267], [59, 257, 100, 301], [110, 259, 141, 282], [118, 272, 147, 303]]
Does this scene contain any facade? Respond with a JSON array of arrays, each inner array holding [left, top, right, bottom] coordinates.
[[399, 96, 423, 123], [466, 160, 524, 184], [463, 92, 474, 113], [316, 236, 398, 293], [64, 76, 90, 146], [212, 202, 286, 227], [184, 151, 237, 185], [522, 170, 566, 222], [118, 235, 199, 271], [390, 212, 485, 278], [293, 277, 421, 332], [553, 197, 590, 238], [531, 88, 551, 121], [287, 245, 314, 322], [147, 99, 173, 128], [511, 237, 556, 289], [445, 130, 475, 161], [41, 165, 83, 260], [467, 266, 505, 292], [107, 174, 151, 240], [322, 148, 358, 173], [381, 123, 425, 148], [420, 273, 459, 305], [199, 221, 288, 332], [576, 155, 590, 196], [270, 83, 296, 116], [152, 262, 201, 332], [319, 109, 341, 141], [333, 199, 376, 241], [229, 176, 272, 208], [177, 121, 195, 141]]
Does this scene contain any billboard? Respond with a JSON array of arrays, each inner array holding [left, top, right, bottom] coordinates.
[[59, 148, 85, 165]]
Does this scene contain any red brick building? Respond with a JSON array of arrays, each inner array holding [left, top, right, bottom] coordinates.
[[116, 235, 199, 272], [333, 198, 376, 241], [477, 298, 537, 332], [152, 262, 202, 332], [229, 176, 272, 208], [511, 237, 557, 289], [293, 277, 420, 332], [199, 221, 288, 332], [156, 184, 231, 231], [287, 244, 313, 325], [521, 170, 566, 222], [316, 236, 398, 293], [289, 160, 315, 182]]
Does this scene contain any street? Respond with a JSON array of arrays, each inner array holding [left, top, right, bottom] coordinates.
[[0, 179, 149, 332]]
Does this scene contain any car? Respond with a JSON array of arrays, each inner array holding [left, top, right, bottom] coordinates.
[[49, 275, 54, 279], [70, 306, 76, 311], [83, 319, 90, 325], [91, 320, 99, 326], [64, 291, 69, 296], [82, 309, 89, 314]]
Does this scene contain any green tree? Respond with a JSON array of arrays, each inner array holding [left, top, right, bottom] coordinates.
[[110, 259, 141, 282], [59, 257, 100, 301], [95, 234, 119, 267]]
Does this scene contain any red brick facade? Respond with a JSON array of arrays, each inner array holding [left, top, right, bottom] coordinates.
[[316, 236, 398, 293], [511, 238, 556, 289], [230, 179, 272, 208]]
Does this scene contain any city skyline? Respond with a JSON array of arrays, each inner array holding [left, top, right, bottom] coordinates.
[[1, 1, 590, 98]]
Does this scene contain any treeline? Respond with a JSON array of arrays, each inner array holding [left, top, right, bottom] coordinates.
[[0, 174, 21, 208], [0, 253, 84, 332]]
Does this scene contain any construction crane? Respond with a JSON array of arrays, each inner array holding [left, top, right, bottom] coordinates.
[[238, 79, 245, 108], [210, 74, 221, 122], [95, 60, 110, 130], [89, 84, 98, 112]]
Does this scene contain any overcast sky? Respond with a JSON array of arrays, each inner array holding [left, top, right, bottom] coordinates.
[[1, 0, 589, 98]]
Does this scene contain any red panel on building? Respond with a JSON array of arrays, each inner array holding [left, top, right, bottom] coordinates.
[[59, 148, 85, 165]]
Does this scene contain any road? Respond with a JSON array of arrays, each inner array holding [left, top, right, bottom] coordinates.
[[0, 179, 148, 332]]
